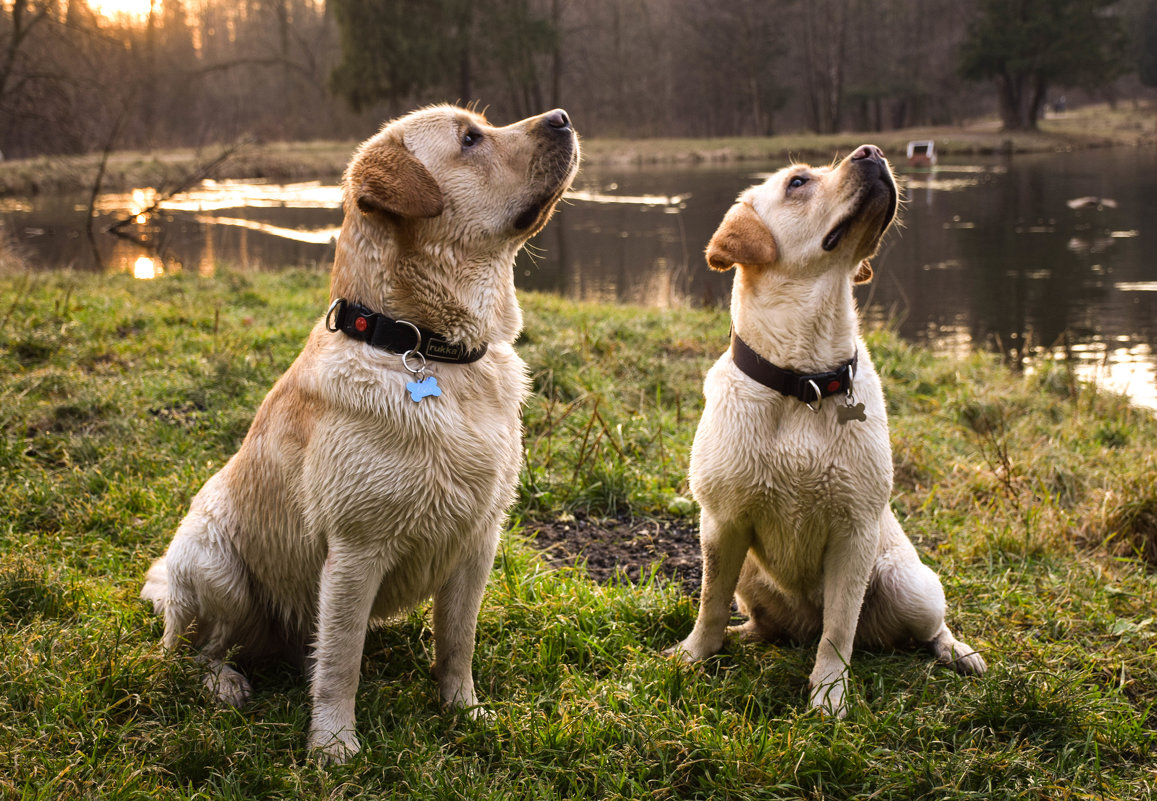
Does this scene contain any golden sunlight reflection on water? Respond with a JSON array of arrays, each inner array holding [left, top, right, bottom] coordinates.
[[132, 255, 161, 280], [1028, 342, 1157, 411], [129, 188, 154, 224]]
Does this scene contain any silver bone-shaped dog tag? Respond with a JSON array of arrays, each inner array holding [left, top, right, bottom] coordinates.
[[836, 402, 867, 425]]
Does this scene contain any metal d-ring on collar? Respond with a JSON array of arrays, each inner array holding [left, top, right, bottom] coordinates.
[[396, 320, 427, 377], [805, 379, 825, 413], [803, 369, 859, 414], [325, 297, 344, 332]]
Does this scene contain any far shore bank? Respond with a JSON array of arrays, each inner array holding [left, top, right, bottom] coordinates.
[[1, 101, 1154, 197]]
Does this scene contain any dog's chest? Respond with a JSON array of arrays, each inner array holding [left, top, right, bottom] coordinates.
[[690, 359, 893, 586], [694, 401, 884, 508], [301, 344, 528, 540]]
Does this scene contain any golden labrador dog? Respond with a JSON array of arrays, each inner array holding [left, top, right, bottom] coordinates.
[[141, 105, 579, 761], [668, 145, 985, 716]]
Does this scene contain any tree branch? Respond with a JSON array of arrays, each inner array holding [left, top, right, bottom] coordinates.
[[194, 56, 323, 90], [86, 106, 127, 272], [105, 137, 252, 233]]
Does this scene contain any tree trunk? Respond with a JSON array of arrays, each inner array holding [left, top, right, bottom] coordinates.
[[997, 71, 1038, 131], [802, 0, 848, 134], [458, 48, 471, 102], [0, 0, 50, 120], [457, 3, 473, 102], [1027, 74, 1048, 126], [550, 0, 561, 107], [142, 0, 158, 144]]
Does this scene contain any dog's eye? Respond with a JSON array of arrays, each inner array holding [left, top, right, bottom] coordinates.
[[462, 130, 483, 149], [788, 176, 809, 190]]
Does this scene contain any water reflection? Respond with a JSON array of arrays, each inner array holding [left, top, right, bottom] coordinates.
[[95, 179, 342, 215], [2, 148, 1154, 407], [195, 215, 340, 245], [1036, 340, 1156, 409], [132, 254, 162, 279], [129, 188, 153, 223], [523, 148, 1157, 408]]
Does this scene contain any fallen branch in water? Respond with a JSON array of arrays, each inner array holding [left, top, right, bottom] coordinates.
[[85, 108, 128, 272], [105, 138, 252, 235]]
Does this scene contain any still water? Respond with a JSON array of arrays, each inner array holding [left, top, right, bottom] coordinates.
[[3, 147, 1155, 407]]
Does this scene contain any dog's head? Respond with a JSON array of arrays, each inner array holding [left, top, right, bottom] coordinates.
[[343, 105, 580, 247], [706, 145, 898, 284], [332, 106, 579, 342]]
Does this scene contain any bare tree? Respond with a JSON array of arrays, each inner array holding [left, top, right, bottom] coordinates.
[[0, 0, 52, 118], [799, 0, 851, 134], [1, 0, 1147, 159]]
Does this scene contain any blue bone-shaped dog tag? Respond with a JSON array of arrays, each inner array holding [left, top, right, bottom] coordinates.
[[406, 375, 442, 403]]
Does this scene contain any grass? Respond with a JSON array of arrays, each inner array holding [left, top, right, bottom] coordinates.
[[3, 101, 1154, 197], [1, 268, 1155, 799]]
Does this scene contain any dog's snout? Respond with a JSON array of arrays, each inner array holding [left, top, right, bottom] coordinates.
[[851, 144, 884, 164], [544, 109, 571, 132]]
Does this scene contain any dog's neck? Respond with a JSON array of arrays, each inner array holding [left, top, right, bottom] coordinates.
[[730, 267, 859, 374], [329, 215, 523, 350]]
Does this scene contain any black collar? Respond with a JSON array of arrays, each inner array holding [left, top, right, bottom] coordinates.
[[730, 330, 857, 404], [325, 298, 488, 364]]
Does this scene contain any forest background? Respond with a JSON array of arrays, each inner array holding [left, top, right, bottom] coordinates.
[[3, 0, 1156, 162]]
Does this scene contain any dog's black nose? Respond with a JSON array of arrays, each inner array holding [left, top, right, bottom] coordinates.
[[544, 109, 571, 131], [851, 144, 884, 163]]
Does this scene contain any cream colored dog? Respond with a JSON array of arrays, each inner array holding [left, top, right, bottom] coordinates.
[[669, 145, 985, 716], [141, 105, 579, 761]]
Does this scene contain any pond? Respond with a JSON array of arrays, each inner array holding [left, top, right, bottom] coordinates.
[[2, 146, 1155, 408]]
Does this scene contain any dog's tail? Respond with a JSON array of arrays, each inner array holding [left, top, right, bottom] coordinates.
[[140, 556, 168, 616], [141, 554, 200, 651]]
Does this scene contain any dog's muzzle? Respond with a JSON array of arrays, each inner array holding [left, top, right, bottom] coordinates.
[[822, 145, 897, 252], [513, 110, 579, 232]]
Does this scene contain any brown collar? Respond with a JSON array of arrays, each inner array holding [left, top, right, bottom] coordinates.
[[730, 330, 857, 404]]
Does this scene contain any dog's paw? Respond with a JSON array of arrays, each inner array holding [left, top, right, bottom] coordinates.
[[308, 726, 361, 765], [808, 676, 848, 719], [808, 662, 850, 719], [440, 677, 490, 719], [663, 633, 722, 663], [929, 632, 988, 676], [442, 688, 492, 722], [203, 664, 251, 707], [663, 641, 701, 663], [726, 621, 767, 643], [946, 645, 987, 676], [456, 703, 495, 723]]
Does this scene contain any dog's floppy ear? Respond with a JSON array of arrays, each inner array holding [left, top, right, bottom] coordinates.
[[353, 142, 444, 219], [705, 202, 776, 271], [853, 259, 873, 284]]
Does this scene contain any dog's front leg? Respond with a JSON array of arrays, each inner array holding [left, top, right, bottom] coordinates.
[[432, 529, 499, 717], [667, 513, 752, 661], [308, 546, 383, 764], [809, 523, 876, 718]]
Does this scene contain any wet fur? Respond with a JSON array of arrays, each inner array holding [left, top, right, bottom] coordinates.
[[668, 146, 986, 717], [141, 105, 579, 762]]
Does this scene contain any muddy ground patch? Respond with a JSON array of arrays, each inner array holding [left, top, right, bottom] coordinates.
[[526, 513, 701, 595]]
